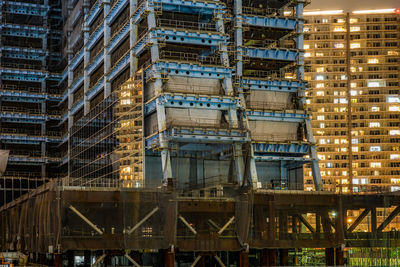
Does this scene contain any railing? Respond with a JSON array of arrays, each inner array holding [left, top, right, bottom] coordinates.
[[162, 82, 224, 96], [246, 101, 296, 111], [166, 118, 246, 131], [1, 106, 42, 115], [159, 50, 221, 65], [243, 70, 282, 79], [0, 128, 41, 136], [242, 6, 295, 18], [157, 18, 217, 32], [0, 84, 41, 93], [1, 62, 43, 71], [251, 133, 303, 142]]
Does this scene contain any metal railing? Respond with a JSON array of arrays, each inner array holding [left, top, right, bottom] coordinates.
[[250, 133, 304, 142], [246, 101, 295, 111], [1, 106, 42, 115], [157, 18, 217, 32], [243, 70, 282, 79], [1, 62, 43, 71], [159, 50, 221, 66]]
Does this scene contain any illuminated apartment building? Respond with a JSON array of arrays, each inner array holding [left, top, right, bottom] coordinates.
[[304, 9, 400, 193]]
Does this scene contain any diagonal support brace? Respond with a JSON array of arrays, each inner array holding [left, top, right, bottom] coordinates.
[[69, 205, 103, 235], [125, 254, 141, 267], [91, 254, 106, 267], [377, 206, 400, 232], [128, 207, 159, 235], [218, 216, 235, 235], [179, 215, 197, 235]]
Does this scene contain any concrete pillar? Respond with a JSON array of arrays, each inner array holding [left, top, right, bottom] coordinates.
[[239, 251, 249, 267], [54, 253, 62, 267], [325, 248, 334, 266], [164, 248, 174, 267], [260, 249, 276, 267], [39, 253, 46, 265], [279, 249, 289, 266], [335, 247, 344, 266]]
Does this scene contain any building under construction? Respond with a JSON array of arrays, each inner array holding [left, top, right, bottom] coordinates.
[[0, 0, 63, 205], [2, 0, 400, 266]]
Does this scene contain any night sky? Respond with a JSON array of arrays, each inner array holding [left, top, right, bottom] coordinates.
[[308, 0, 399, 11]]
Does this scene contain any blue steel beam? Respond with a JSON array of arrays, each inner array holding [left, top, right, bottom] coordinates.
[[243, 15, 297, 30], [145, 129, 249, 148], [0, 112, 46, 123], [147, 61, 231, 80], [242, 47, 299, 61], [86, 26, 104, 50], [0, 24, 48, 38], [107, 54, 129, 81], [242, 78, 306, 93], [70, 49, 84, 71], [87, 79, 104, 100], [8, 156, 60, 164], [86, 0, 103, 26], [0, 47, 46, 61], [87, 52, 104, 75], [145, 94, 239, 115], [2, 1, 49, 16], [253, 142, 311, 154], [69, 75, 84, 94], [252, 155, 312, 162], [246, 110, 308, 122], [107, 23, 129, 53], [0, 135, 61, 144], [106, 0, 129, 25], [0, 91, 46, 102], [70, 99, 84, 115]]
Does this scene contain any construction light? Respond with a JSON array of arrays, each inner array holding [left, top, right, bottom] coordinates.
[[304, 10, 344, 16], [353, 9, 396, 14]]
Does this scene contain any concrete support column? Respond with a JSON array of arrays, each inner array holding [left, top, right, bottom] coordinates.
[[325, 248, 334, 266], [260, 249, 276, 267], [279, 249, 289, 266], [164, 248, 174, 267], [39, 253, 46, 265], [239, 251, 249, 267]]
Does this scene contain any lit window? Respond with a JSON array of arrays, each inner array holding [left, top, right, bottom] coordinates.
[[316, 83, 325, 88], [361, 178, 368, 185], [304, 53, 311, 57], [389, 106, 400, 111], [350, 42, 360, 48], [352, 147, 358, 152], [337, 19, 345, 23], [390, 130, 400, 136], [351, 139, 358, 144], [318, 155, 325, 160], [387, 96, 400, 103], [315, 75, 324, 80], [350, 67, 357, 72], [317, 115, 325, 120], [368, 58, 379, 64], [322, 18, 328, 23], [304, 27, 310, 32], [370, 146, 381, 152], [316, 52, 324, 57], [353, 179, 359, 184], [334, 43, 345, 48], [350, 26, 360, 32], [334, 139, 339, 144], [368, 80, 385, 87], [339, 99, 348, 104], [304, 44, 310, 49], [306, 99, 311, 104], [369, 122, 380, 127], [388, 51, 399, 56], [371, 106, 380, 112], [370, 162, 381, 168], [342, 178, 348, 184], [319, 139, 326, 144], [333, 26, 345, 32], [341, 147, 347, 152], [391, 179, 400, 184], [341, 75, 346, 80], [316, 91, 325, 96], [391, 186, 400, 192], [316, 67, 324, 73], [390, 154, 400, 160], [349, 18, 359, 23], [320, 123, 325, 128]]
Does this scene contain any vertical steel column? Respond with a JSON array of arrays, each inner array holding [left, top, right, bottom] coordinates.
[[306, 119, 323, 191], [279, 249, 289, 266], [83, 21, 90, 115], [104, 2, 112, 98], [54, 253, 62, 267], [164, 248, 175, 267], [336, 247, 344, 266], [260, 249, 277, 267], [130, 0, 138, 76]]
